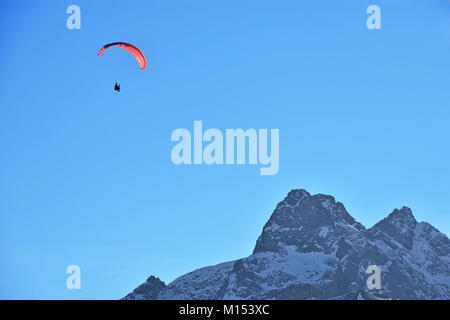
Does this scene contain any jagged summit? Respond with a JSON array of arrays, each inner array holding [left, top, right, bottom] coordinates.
[[369, 207, 418, 251], [125, 276, 165, 300], [271, 189, 363, 229], [123, 189, 450, 300], [253, 189, 363, 254], [376, 206, 416, 225]]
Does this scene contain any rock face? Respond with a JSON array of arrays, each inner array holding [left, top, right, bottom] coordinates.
[[124, 276, 166, 300], [123, 189, 450, 300]]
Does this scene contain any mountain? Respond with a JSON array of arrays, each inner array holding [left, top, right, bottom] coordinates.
[[123, 189, 450, 300]]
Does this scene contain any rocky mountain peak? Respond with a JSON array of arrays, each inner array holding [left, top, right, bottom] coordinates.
[[386, 206, 416, 226], [122, 275, 165, 300], [270, 189, 362, 228], [253, 189, 364, 254], [284, 189, 311, 206], [369, 206, 418, 250], [371, 206, 417, 233]]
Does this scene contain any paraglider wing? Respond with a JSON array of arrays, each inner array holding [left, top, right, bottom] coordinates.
[[97, 42, 146, 69]]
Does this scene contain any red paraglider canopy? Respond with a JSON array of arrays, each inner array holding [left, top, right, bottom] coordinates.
[[97, 42, 146, 69]]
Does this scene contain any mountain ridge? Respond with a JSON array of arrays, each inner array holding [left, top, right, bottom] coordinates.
[[123, 189, 450, 300]]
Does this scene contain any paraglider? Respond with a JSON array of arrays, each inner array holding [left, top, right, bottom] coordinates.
[[97, 42, 146, 92]]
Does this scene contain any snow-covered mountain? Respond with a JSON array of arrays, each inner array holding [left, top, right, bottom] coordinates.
[[123, 189, 450, 300]]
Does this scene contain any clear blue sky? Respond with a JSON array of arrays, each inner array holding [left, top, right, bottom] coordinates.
[[0, 0, 449, 299]]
